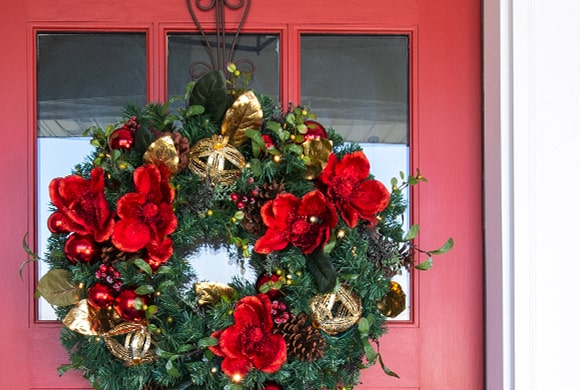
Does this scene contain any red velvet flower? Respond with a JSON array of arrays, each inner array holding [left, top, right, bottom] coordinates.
[[112, 164, 177, 263], [48, 167, 114, 242], [209, 294, 286, 378], [318, 151, 390, 228], [254, 190, 338, 255]]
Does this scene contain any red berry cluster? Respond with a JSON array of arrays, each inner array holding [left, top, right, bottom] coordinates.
[[271, 300, 291, 325], [230, 179, 260, 210], [95, 264, 123, 292]]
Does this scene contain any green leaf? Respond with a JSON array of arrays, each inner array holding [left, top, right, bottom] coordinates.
[[185, 104, 205, 118], [134, 125, 154, 155], [284, 143, 303, 156], [358, 317, 370, 337], [250, 158, 263, 176], [305, 249, 338, 293], [135, 285, 155, 295], [361, 339, 378, 364], [20, 232, 41, 279], [198, 336, 219, 348], [166, 358, 180, 378], [37, 269, 79, 306], [133, 258, 153, 275], [378, 354, 400, 378], [415, 257, 433, 271], [403, 224, 419, 241], [188, 70, 227, 122], [430, 237, 454, 255]]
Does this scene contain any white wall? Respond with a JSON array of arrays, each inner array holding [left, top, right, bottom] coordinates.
[[485, 1, 580, 389]]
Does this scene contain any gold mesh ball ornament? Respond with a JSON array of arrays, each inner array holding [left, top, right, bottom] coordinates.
[[310, 284, 362, 335], [377, 281, 407, 318], [188, 134, 246, 185], [102, 322, 157, 366]]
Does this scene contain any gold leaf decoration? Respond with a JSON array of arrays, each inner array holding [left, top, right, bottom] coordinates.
[[63, 299, 121, 336], [195, 282, 236, 306], [310, 284, 362, 335], [302, 138, 333, 180], [221, 90, 263, 147], [188, 135, 246, 185], [37, 269, 80, 306], [377, 281, 406, 318], [102, 322, 157, 366], [143, 135, 179, 176]]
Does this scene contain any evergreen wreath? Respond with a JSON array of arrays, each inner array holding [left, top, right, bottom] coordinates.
[[32, 67, 452, 390]]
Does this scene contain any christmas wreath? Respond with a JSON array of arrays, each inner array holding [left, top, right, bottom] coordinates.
[[33, 67, 452, 390]]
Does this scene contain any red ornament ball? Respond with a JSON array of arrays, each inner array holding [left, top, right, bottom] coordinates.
[[64, 234, 100, 264], [109, 128, 135, 150], [303, 120, 328, 140], [47, 211, 68, 234], [262, 381, 284, 390], [87, 283, 116, 309], [114, 289, 148, 322]]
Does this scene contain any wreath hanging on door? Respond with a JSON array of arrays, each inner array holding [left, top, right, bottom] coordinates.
[[33, 68, 452, 390]]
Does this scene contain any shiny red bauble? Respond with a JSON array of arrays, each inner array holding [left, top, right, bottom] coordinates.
[[262, 381, 284, 390], [109, 127, 135, 150], [114, 289, 148, 322], [303, 120, 328, 140], [47, 211, 68, 234], [64, 234, 100, 264], [87, 283, 116, 309]]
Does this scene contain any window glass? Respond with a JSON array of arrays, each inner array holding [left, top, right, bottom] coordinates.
[[167, 33, 280, 101], [301, 35, 411, 320], [36, 33, 147, 320]]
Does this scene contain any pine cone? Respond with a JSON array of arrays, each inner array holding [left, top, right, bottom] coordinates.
[[151, 130, 191, 172], [99, 244, 128, 264], [168, 131, 191, 172], [241, 181, 285, 235], [141, 384, 165, 390], [274, 313, 326, 362]]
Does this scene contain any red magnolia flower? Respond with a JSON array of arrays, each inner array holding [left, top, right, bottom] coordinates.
[[318, 151, 390, 228], [209, 294, 286, 378], [48, 167, 114, 242], [112, 164, 177, 263], [254, 190, 338, 255]]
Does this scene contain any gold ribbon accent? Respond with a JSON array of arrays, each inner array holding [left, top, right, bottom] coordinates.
[[143, 134, 180, 176], [102, 322, 157, 366], [63, 299, 121, 336], [195, 281, 237, 306], [302, 138, 333, 180], [310, 285, 362, 335], [188, 135, 246, 185], [377, 281, 407, 318], [221, 90, 263, 147]]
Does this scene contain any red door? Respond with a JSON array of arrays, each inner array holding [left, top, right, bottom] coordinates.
[[0, 0, 482, 388]]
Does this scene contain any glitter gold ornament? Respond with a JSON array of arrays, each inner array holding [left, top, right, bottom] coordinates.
[[195, 281, 237, 306], [188, 135, 246, 185], [102, 322, 156, 366], [302, 138, 333, 180], [377, 281, 406, 318], [143, 135, 180, 176], [221, 90, 263, 147], [310, 284, 362, 335]]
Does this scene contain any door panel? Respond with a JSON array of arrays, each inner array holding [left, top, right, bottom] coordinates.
[[0, 0, 482, 388]]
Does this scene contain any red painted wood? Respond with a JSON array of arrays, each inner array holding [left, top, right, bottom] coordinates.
[[0, 0, 482, 388]]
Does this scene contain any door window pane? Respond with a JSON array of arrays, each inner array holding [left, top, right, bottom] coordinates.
[[301, 35, 411, 320], [167, 34, 280, 100], [36, 33, 147, 320]]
